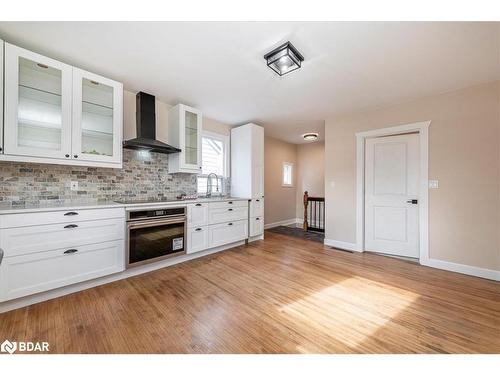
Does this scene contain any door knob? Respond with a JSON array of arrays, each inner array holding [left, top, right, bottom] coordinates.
[[406, 199, 418, 204]]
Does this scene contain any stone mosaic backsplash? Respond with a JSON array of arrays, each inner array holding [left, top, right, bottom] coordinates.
[[0, 149, 215, 206]]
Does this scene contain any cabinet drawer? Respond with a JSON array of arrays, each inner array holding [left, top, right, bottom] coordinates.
[[186, 226, 209, 254], [250, 216, 264, 237], [208, 219, 248, 248], [249, 198, 264, 218], [208, 200, 248, 210], [0, 218, 124, 258], [0, 240, 125, 302], [0, 207, 125, 229], [187, 203, 209, 228], [208, 206, 248, 225]]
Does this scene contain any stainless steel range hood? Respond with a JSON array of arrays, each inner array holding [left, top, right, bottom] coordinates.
[[123, 92, 181, 154]]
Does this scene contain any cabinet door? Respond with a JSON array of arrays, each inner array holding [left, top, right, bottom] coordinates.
[[208, 220, 248, 248], [250, 198, 264, 218], [0, 39, 4, 153], [250, 216, 264, 237], [187, 203, 209, 228], [0, 240, 124, 302], [187, 226, 209, 254], [180, 105, 202, 171], [71, 68, 123, 165], [3, 43, 72, 159]]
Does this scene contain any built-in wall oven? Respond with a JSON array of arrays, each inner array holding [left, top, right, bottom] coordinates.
[[126, 206, 186, 267]]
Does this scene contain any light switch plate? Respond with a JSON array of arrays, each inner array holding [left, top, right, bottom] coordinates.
[[429, 180, 439, 189]]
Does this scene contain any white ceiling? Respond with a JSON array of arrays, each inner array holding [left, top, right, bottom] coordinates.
[[0, 22, 498, 143]]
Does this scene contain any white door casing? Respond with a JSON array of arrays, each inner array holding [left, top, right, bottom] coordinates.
[[364, 133, 420, 258]]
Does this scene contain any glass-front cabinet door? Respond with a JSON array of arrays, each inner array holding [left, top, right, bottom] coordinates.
[[181, 105, 202, 170], [3, 43, 72, 159], [71, 68, 123, 165]]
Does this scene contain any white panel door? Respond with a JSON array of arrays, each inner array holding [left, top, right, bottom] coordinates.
[[364, 134, 419, 258]]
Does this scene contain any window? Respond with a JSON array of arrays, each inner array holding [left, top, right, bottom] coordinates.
[[282, 162, 294, 187], [197, 131, 229, 196]]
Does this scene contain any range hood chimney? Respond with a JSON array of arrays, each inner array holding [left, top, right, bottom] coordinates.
[[123, 92, 181, 154]]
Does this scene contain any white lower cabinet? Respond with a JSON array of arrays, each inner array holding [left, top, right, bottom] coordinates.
[[186, 226, 209, 254], [208, 206, 248, 225], [0, 240, 124, 302], [208, 219, 248, 248], [249, 198, 264, 218], [187, 203, 208, 228], [0, 218, 124, 257], [0, 207, 125, 302], [250, 216, 264, 237]]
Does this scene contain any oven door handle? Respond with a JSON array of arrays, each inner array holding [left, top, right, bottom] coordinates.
[[128, 217, 186, 230]]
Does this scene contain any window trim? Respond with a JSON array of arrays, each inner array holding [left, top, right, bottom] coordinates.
[[282, 162, 294, 187]]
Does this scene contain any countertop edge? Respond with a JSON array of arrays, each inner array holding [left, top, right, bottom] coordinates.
[[0, 197, 253, 215]]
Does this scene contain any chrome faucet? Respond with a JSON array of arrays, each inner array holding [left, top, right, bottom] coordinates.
[[206, 173, 219, 198]]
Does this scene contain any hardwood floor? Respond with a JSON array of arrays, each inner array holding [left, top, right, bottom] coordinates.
[[1, 231, 499, 353]]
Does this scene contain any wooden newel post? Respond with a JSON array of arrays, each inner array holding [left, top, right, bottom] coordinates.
[[303, 191, 309, 230]]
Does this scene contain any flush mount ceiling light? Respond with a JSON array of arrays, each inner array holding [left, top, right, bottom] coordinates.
[[264, 41, 304, 76], [302, 133, 318, 141]]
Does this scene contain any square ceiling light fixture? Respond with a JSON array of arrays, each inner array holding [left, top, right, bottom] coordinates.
[[264, 41, 304, 76]]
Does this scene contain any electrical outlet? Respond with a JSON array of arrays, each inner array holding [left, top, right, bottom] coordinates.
[[429, 180, 439, 189], [70, 181, 78, 191]]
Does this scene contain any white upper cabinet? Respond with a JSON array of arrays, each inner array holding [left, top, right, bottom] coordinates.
[[0, 39, 4, 154], [168, 104, 202, 173], [72, 68, 123, 165], [231, 123, 265, 199], [3, 43, 73, 160], [1, 43, 123, 168]]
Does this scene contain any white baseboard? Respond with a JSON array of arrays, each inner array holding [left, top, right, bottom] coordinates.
[[0, 240, 246, 314], [264, 218, 301, 230], [324, 238, 362, 252], [421, 258, 500, 281]]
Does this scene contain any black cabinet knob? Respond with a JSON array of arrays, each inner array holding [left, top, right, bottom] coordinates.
[[65, 154, 70, 158], [63, 249, 78, 254], [74, 155, 78, 158]]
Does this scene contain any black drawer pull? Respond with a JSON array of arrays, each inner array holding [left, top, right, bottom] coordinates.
[[195, 203, 202, 207], [228, 222, 233, 226], [256, 218, 260, 221], [74, 154, 78, 158], [228, 201, 233, 204], [63, 249, 78, 254], [256, 199, 260, 202], [64, 224, 78, 229], [64, 212, 78, 216], [195, 228, 202, 232], [228, 208, 233, 211]]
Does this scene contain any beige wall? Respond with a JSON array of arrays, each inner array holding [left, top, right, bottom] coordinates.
[[264, 136, 297, 225], [296, 141, 325, 220], [123, 90, 231, 141], [325, 81, 500, 271]]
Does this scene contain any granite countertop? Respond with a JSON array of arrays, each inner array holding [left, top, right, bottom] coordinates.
[[0, 200, 125, 215], [0, 196, 251, 215]]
